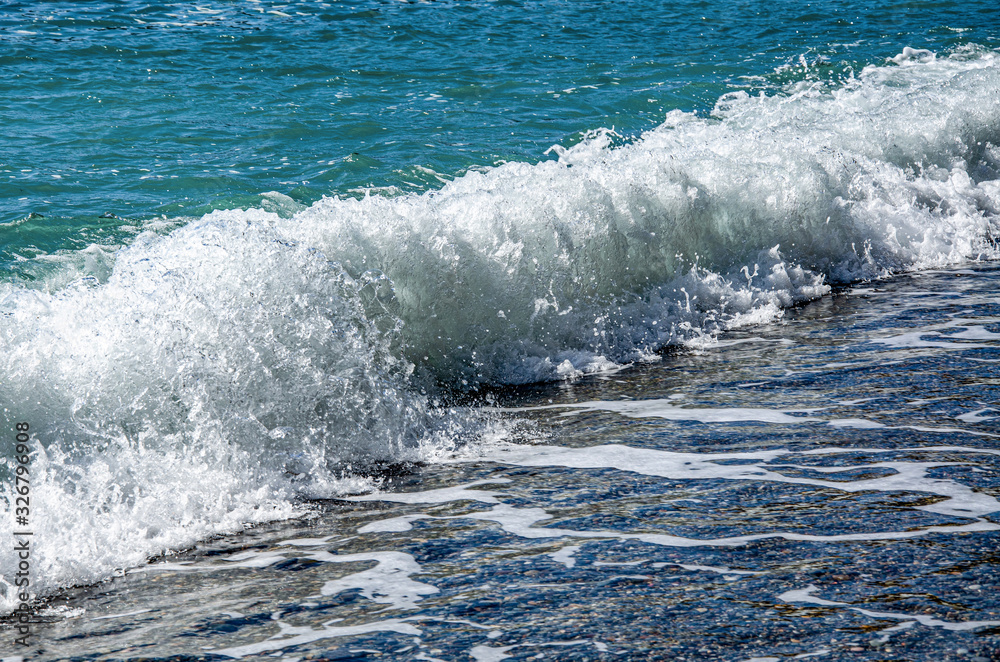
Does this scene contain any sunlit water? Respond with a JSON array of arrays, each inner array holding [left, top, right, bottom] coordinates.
[[10, 265, 1000, 661], [2, 0, 1000, 659]]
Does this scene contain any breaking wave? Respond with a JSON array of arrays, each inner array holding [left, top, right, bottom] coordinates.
[[2, 46, 1000, 612]]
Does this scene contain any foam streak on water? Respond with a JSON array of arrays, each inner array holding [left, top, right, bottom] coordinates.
[[2, 48, 1000, 614], [5, 258, 1000, 659]]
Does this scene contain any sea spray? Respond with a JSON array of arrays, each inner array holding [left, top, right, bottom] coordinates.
[[0, 211, 481, 613], [280, 47, 1000, 383], [2, 47, 1000, 613]]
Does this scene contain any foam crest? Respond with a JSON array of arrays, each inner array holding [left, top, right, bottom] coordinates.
[[276, 47, 1000, 382], [3, 46, 1000, 612], [0, 211, 482, 612]]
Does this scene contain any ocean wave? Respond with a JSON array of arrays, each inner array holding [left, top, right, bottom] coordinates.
[[2, 46, 1000, 613], [276, 45, 1000, 383]]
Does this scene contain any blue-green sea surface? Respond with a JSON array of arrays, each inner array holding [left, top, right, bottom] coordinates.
[[2, 0, 998, 259], [2, 1, 1000, 660]]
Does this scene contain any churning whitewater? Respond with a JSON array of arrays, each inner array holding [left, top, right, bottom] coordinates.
[[1, 47, 1000, 614]]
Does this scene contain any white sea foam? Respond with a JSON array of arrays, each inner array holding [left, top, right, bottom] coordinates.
[[525, 399, 1000, 438], [0, 211, 490, 612], [138, 547, 439, 611], [514, 399, 821, 424], [779, 585, 1000, 631], [3, 47, 1000, 612], [214, 618, 421, 659], [275, 46, 1000, 383], [483, 444, 1000, 519], [652, 562, 762, 577], [828, 418, 886, 429], [422, 501, 997, 548], [358, 515, 430, 533], [309, 551, 439, 609], [469, 645, 516, 662], [347, 479, 509, 505], [548, 545, 581, 568], [468, 639, 606, 662], [351, 444, 1000, 549], [957, 408, 998, 423]]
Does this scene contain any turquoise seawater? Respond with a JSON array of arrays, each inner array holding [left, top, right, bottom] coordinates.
[[3, 1, 1000, 659], [2, 0, 997, 265]]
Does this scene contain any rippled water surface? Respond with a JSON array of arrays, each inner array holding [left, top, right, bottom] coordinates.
[[13, 265, 1000, 661], [2, 1, 1000, 659], [3, 0, 999, 239]]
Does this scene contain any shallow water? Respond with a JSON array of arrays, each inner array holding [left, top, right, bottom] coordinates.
[[7, 264, 999, 661], [3, 1, 1000, 658]]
